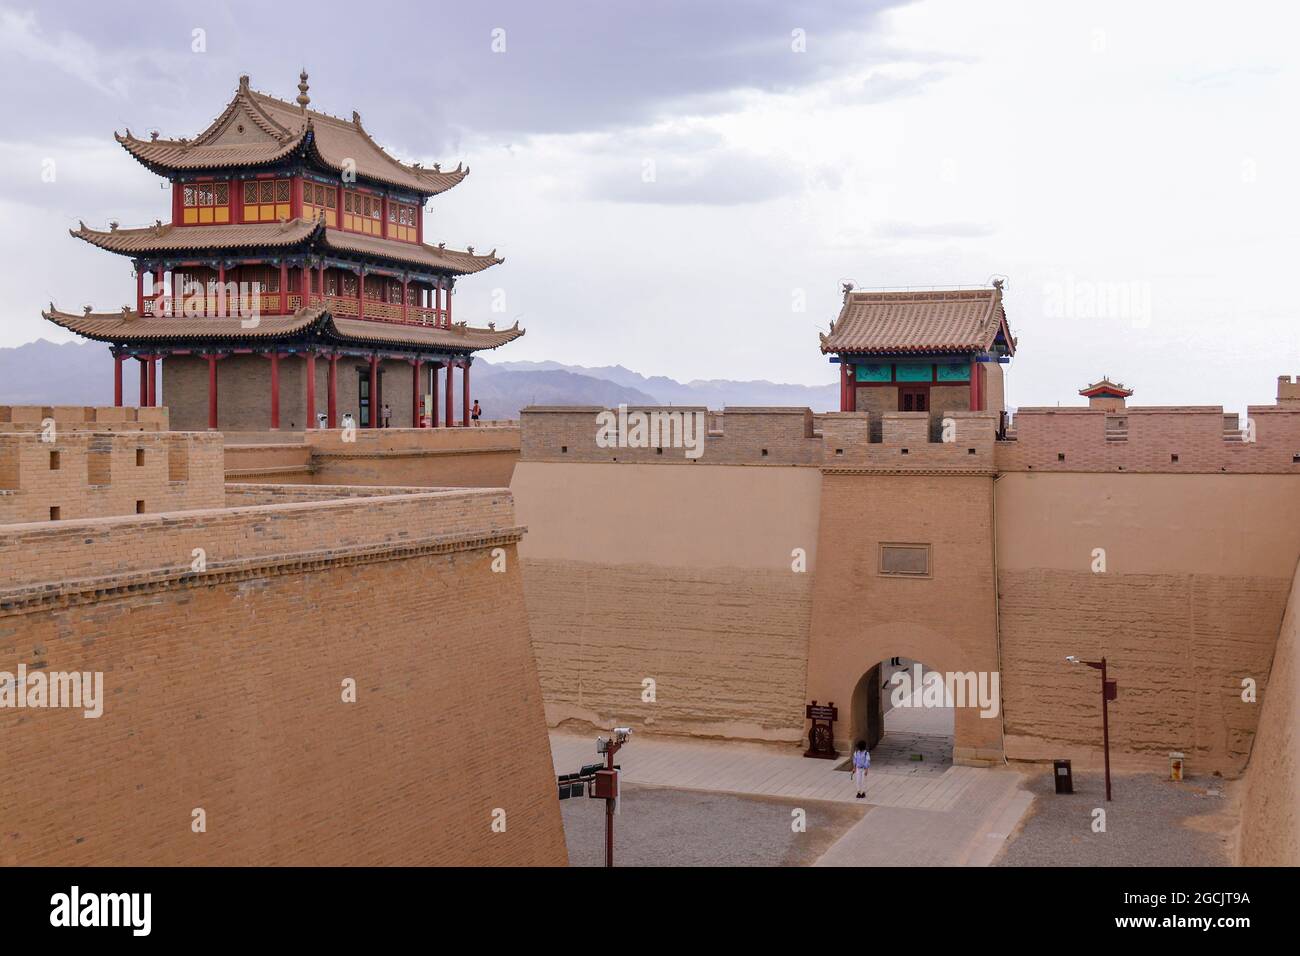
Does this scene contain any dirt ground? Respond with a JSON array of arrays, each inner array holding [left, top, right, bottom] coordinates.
[[560, 784, 867, 866], [994, 768, 1236, 867]]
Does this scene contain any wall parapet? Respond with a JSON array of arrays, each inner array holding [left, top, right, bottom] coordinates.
[[520, 405, 820, 465], [821, 410, 999, 473], [999, 405, 1300, 473], [0, 431, 223, 523], [0, 405, 168, 432]]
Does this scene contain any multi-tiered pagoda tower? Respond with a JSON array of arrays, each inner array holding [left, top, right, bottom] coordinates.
[[44, 72, 522, 431]]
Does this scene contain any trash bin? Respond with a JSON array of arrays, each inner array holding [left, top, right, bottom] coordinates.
[[1053, 758, 1073, 794], [1169, 752, 1185, 782]]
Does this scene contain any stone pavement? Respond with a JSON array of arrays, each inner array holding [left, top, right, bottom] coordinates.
[[550, 731, 1033, 865]]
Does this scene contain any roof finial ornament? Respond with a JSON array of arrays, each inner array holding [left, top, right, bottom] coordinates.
[[239, 74, 250, 93], [296, 69, 310, 110], [992, 277, 1005, 291]]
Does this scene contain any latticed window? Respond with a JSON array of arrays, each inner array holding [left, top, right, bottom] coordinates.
[[387, 200, 417, 242], [181, 180, 231, 224], [342, 189, 384, 235], [303, 180, 338, 227], [242, 178, 291, 221]]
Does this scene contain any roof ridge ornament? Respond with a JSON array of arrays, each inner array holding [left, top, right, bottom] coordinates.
[[239, 74, 250, 93], [296, 69, 310, 110]]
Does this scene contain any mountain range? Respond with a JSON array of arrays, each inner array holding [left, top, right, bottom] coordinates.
[[0, 339, 838, 416]]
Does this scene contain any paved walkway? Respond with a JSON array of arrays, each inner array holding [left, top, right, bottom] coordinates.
[[550, 731, 1032, 865]]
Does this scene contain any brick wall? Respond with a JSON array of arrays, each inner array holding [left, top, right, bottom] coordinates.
[[223, 428, 521, 487], [999, 406, 1300, 473], [0, 431, 223, 523], [166, 354, 473, 432], [1237, 556, 1299, 864], [0, 488, 566, 866], [520, 406, 820, 465], [511, 461, 822, 742], [995, 473, 1300, 777], [0, 405, 168, 432]]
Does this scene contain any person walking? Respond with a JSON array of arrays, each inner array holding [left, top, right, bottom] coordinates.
[[851, 740, 871, 799], [471, 399, 482, 425]]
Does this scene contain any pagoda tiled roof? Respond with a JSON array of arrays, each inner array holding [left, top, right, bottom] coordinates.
[[1079, 378, 1133, 397], [42, 305, 524, 353], [116, 75, 468, 196], [321, 229, 502, 274], [819, 286, 1016, 356], [72, 218, 320, 253], [72, 220, 502, 275]]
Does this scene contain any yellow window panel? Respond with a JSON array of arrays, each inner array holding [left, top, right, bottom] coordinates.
[[215, 207, 229, 223], [326, 211, 336, 227], [276, 204, 290, 219], [183, 208, 198, 224], [198, 207, 213, 224]]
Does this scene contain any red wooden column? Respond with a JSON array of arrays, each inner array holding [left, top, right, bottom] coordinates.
[[445, 278, 452, 327], [305, 352, 317, 429], [279, 261, 288, 314], [113, 353, 124, 407], [401, 277, 409, 323], [969, 358, 981, 412], [319, 262, 326, 304], [430, 359, 440, 428], [368, 353, 379, 428], [461, 361, 470, 427], [327, 354, 338, 428], [358, 269, 366, 320], [217, 263, 226, 316], [207, 355, 219, 429], [411, 358, 423, 426], [269, 352, 281, 429], [444, 361, 454, 427], [138, 357, 148, 406], [135, 270, 144, 314], [147, 355, 158, 408], [435, 280, 443, 325]]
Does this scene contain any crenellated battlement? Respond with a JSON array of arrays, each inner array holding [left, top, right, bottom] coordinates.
[[1279, 375, 1300, 406], [0, 405, 169, 432], [519, 405, 820, 465], [0, 431, 223, 524], [998, 405, 1300, 473], [821, 410, 1000, 473], [520, 399, 1300, 475]]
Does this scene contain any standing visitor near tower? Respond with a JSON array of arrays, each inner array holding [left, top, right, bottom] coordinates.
[[852, 741, 871, 799], [471, 399, 482, 425]]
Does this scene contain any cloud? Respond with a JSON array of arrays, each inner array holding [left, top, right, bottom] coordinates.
[[874, 220, 997, 239]]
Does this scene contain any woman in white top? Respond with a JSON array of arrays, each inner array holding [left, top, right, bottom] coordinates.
[[851, 741, 871, 799]]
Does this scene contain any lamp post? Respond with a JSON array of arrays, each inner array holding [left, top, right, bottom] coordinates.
[[595, 728, 632, 867], [1066, 655, 1116, 801]]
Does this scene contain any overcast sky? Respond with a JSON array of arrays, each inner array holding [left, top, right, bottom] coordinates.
[[2, 0, 1296, 411]]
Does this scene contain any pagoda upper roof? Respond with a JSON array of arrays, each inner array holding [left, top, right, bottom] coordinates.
[[116, 73, 468, 196], [1079, 378, 1133, 398], [819, 285, 1016, 356], [42, 304, 524, 353], [72, 220, 503, 276]]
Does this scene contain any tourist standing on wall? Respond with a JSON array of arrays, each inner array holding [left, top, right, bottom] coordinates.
[[852, 741, 870, 799], [471, 399, 482, 426]]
